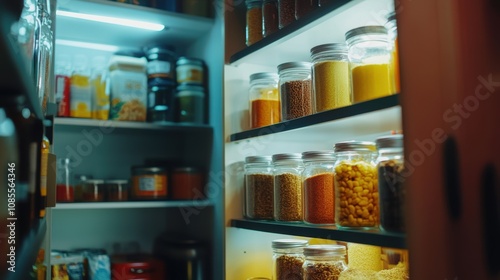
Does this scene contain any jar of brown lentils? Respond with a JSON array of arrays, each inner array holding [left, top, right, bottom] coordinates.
[[277, 62, 313, 121], [303, 244, 348, 280], [273, 239, 308, 280], [244, 155, 274, 220], [278, 0, 295, 29]]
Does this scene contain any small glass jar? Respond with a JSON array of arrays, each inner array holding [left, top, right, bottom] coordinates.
[[244, 156, 274, 220], [131, 166, 168, 200], [147, 83, 176, 123], [272, 239, 308, 280], [278, 0, 295, 29], [295, 0, 318, 20], [106, 180, 129, 202], [272, 153, 303, 222], [345, 26, 392, 103], [174, 84, 205, 124], [262, 0, 279, 37], [302, 151, 335, 225], [246, 0, 263, 46], [56, 158, 74, 203], [334, 141, 379, 229], [376, 134, 405, 233], [145, 46, 177, 87], [303, 245, 348, 280], [82, 179, 105, 202], [310, 43, 351, 112], [171, 167, 205, 200], [385, 12, 400, 94], [176, 57, 205, 86], [249, 72, 280, 129], [278, 62, 313, 121]]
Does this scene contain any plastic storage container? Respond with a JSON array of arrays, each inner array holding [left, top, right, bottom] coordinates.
[[244, 155, 274, 220], [278, 62, 313, 120], [376, 134, 405, 232], [246, 0, 263, 46], [174, 84, 205, 124], [272, 153, 303, 222], [249, 72, 280, 129], [272, 239, 308, 280], [295, 0, 318, 19], [145, 46, 176, 86], [346, 26, 392, 103], [131, 166, 168, 200], [386, 12, 400, 94], [334, 141, 379, 228], [303, 245, 348, 280], [263, 0, 279, 37], [82, 179, 105, 202], [310, 43, 351, 112], [302, 151, 336, 225], [176, 57, 205, 86], [278, 0, 295, 29]]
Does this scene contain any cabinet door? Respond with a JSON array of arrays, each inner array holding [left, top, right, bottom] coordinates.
[[399, 0, 500, 279]]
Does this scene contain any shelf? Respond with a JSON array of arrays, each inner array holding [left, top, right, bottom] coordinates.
[[231, 219, 406, 249], [230, 94, 400, 142], [53, 200, 213, 210], [56, 0, 214, 50]]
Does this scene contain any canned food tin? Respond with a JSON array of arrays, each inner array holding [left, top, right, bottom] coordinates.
[[131, 166, 168, 200], [176, 57, 204, 86]]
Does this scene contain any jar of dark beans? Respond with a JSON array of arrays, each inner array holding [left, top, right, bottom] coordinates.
[[295, 0, 318, 19], [278, 0, 295, 29], [277, 62, 313, 120], [263, 0, 279, 37]]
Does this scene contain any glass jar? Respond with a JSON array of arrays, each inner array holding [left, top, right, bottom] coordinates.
[[385, 12, 400, 94], [82, 179, 105, 202], [244, 156, 274, 220], [90, 56, 110, 120], [249, 72, 280, 129], [262, 0, 279, 37], [334, 141, 379, 229], [56, 158, 74, 203], [278, 0, 295, 29], [171, 167, 205, 200], [246, 0, 263, 46], [37, 2, 54, 115], [131, 166, 168, 200], [310, 43, 351, 112], [303, 245, 348, 280], [174, 84, 205, 124], [272, 153, 303, 222], [345, 26, 392, 103], [376, 134, 405, 233], [176, 57, 205, 86], [278, 62, 313, 121], [272, 239, 308, 280], [145, 46, 177, 86], [302, 151, 335, 225], [295, 0, 318, 20], [147, 83, 176, 123], [106, 180, 129, 202]]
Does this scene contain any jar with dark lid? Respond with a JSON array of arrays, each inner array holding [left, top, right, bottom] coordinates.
[[145, 46, 176, 86], [278, 0, 295, 29], [334, 141, 379, 228], [272, 153, 303, 222], [131, 166, 168, 200], [278, 62, 313, 120], [171, 167, 205, 200], [82, 179, 105, 202], [147, 83, 176, 123], [295, 0, 318, 20], [106, 180, 129, 202], [263, 0, 279, 37], [272, 239, 308, 280], [303, 245, 348, 279], [174, 84, 205, 124], [244, 155, 274, 220], [176, 57, 205, 86], [376, 134, 405, 233], [246, 0, 263, 46]]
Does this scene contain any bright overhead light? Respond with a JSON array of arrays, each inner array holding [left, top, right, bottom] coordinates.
[[56, 10, 165, 31], [56, 39, 120, 52]]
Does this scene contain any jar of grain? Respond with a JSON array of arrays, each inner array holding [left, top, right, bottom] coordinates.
[[376, 134, 405, 233], [244, 156, 274, 220], [278, 0, 295, 29], [303, 245, 348, 280], [385, 12, 401, 94], [277, 62, 313, 121], [262, 0, 279, 37], [246, 0, 263, 46], [272, 239, 308, 280], [345, 26, 393, 103], [333, 141, 379, 229], [272, 153, 303, 222], [249, 72, 280, 129], [295, 0, 318, 20], [302, 151, 335, 225], [310, 43, 351, 113]]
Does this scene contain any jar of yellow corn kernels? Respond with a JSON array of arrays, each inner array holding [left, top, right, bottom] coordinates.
[[333, 141, 379, 229]]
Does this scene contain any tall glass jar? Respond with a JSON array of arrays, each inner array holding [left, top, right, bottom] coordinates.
[[278, 62, 312, 121], [262, 0, 279, 37], [334, 141, 379, 229], [272, 239, 308, 280], [310, 43, 351, 113], [303, 245, 348, 280], [249, 72, 280, 129], [244, 156, 274, 220], [302, 151, 335, 225], [273, 153, 303, 222], [345, 26, 392, 103], [246, 0, 263, 46], [278, 0, 295, 29], [376, 134, 405, 233], [386, 12, 400, 94]]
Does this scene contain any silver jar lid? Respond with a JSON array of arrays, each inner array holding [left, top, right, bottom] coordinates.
[[250, 72, 279, 82], [277, 62, 312, 73], [310, 43, 347, 56], [272, 239, 308, 249], [83, 179, 105, 185], [334, 141, 376, 152], [302, 150, 335, 161], [303, 244, 346, 257], [245, 155, 272, 164], [345, 26, 388, 41], [272, 153, 302, 162], [177, 56, 204, 67], [376, 134, 403, 149], [106, 180, 128, 184]]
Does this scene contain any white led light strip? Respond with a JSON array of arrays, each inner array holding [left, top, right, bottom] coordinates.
[[56, 10, 165, 31]]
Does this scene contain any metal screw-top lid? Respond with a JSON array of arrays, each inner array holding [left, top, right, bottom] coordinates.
[[334, 141, 376, 152], [176, 84, 205, 92], [106, 180, 128, 184], [177, 56, 204, 67], [303, 245, 346, 257], [84, 179, 105, 184], [272, 153, 302, 162], [345, 26, 388, 41], [250, 72, 279, 82], [310, 43, 348, 56], [376, 134, 403, 149], [277, 62, 312, 73], [272, 239, 308, 249], [245, 155, 272, 164], [302, 150, 335, 161]]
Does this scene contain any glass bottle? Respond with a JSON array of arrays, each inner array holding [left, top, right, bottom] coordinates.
[[310, 43, 351, 112], [277, 62, 313, 120], [302, 151, 335, 225], [376, 134, 405, 233], [249, 72, 280, 129], [295, 0, 318, 20], [272, 153, 303, 222], [244, 156, 274, 220], [262, 0, 279, 37], [334, 141, 379, 229], [246, 0, 263, 46], [386, 11, 400, 94], [278, 0, 295, 29], [303, 245, 348, 280], [56, 158, 74, 203], [345, 26, 392, 103], [272, 239, 308, 280]]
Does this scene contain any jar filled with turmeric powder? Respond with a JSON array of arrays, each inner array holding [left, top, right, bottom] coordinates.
[[249, 72, 280, 129], [246, 0, 263, 46]]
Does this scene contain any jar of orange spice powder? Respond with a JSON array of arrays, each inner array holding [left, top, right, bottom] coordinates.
[[249, 72, 280, 129]]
